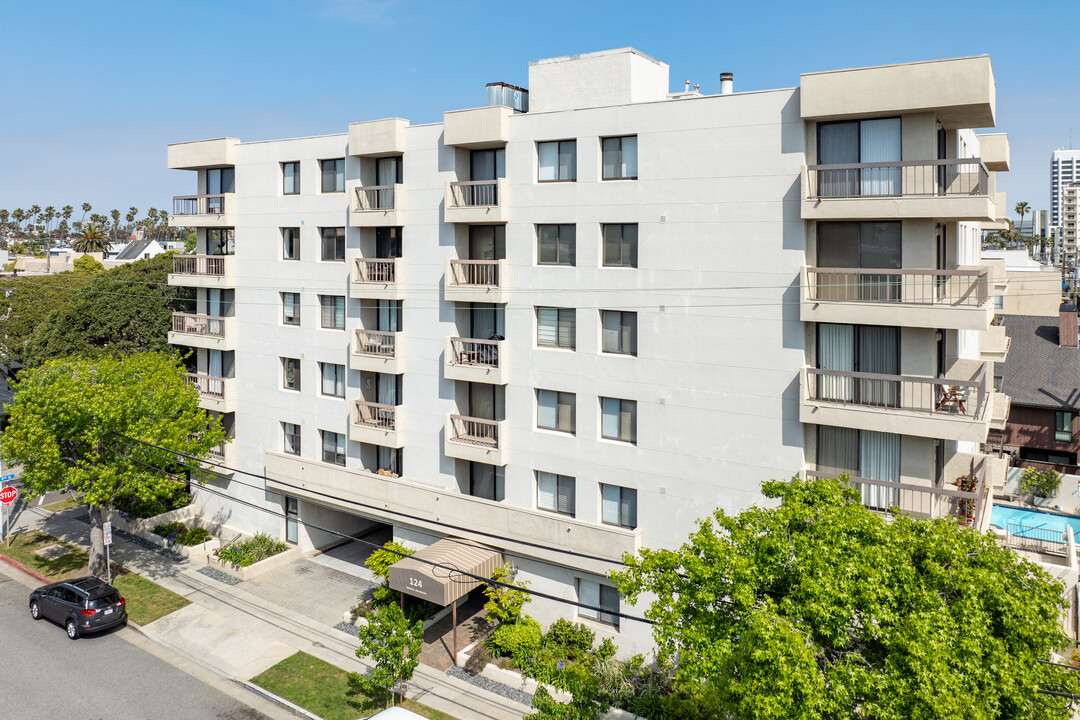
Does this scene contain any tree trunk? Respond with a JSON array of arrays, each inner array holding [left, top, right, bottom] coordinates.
[[87, 504, 107, 578]]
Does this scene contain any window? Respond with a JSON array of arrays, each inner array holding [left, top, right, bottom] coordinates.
[[282, 422, 301, 455], [536, 307, 575, 349], [601, 484, 637, 529], [376, 156, 403, 185], [320, 295, 345, 329], [601, 311, 637, 355], [282, 357, 300, 391], [816, 118, 901, 197], [468, 462, 504, 502], [538, 140, 576, 182], [993, 295, 1004, 310], [603, 224, 638, 268], [321, 227, 345, 261], [577, 579, 620, 629], [282, 227, 300, 260], [281, 292, 300, 326], [207, 228, 234, 255], [602, 136, 637, 180], [206, 167, 235, 194], [320, 430, 345, 466], [320, 158, 345, 193], [320, 362, 345, 398], [1057, 411, 1073, 442], [537, 224, 576, 266], [537, 389, 575, 433], [537, 471, 575, 516], [601, 397, 637, 443], [282, 161, 300, 195]]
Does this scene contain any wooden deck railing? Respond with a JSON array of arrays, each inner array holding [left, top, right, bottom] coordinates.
[[448, 414, 499, 448], [354, 400, 396, 430], [805, 267, 989, 306], [354, 258, 397, 283]]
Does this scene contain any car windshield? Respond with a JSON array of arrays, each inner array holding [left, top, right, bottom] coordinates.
[[87, 592, 120, 609]]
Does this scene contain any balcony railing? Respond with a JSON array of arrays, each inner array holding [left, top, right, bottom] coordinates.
[[449, 338, 501, 369], [171, 313, 225, 338], [354, 258, 397, 283], [173, 194, 227, 215], [806, 470, 987, 526], [354, 185, 395, 211], [207, 444, 226, 462], [805, 365, 988, 418], [173, 255, 227, 276], [354, 400, 396, 430], [449, 414, 499, 448], [805, 267, 989, 306], [449, 259, 500, 287], [449, 180, 499, 207], [186, 373, 225, 399], [806, 159, 989, 199], [354, 329, 396, 358]]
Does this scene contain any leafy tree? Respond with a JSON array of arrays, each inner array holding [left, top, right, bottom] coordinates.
[[365, 540, 414, 581], [0, 209, 9, 233], [72, 255, 104, 275], [72, 222, 111, 254], [184, 231, 197, 253], [482, 563, 531, 625], [0, 272, 91, 364], [2, 352, 225, 577], [1019, 467, 1062, 498], [612, 475, 1074, 720], [350, 601, 423, 708]]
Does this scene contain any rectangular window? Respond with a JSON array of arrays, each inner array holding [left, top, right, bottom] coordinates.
[[206, 167, 235, 194], [577, 578, 620, 629], [282, 357, 300, 391], [538, 140, 576, 182], [282, 161, 300, 195], [376, 156, 403, 185], [319, 295, 345, 329], [282, 227, 300, 260], [602, 136, 638, 180], [282, 422, 301, 455], [468, 462, 504, 502], [320, 430, 345, 466], [537, 389, 575, 433], [603, 224, 638, 268], [282, 292, 300, 326], [601, 397, 637, 443], [601, 311, 637, 355], [536, 307, 575, 349], [320, 362, 345, 398], [601, 484, 637, 529], [207, 228, 234, 255], [537, 224, 576, 266], [320, 227, 345, 261], [537, 471, 575, 516], [320, 158, 345, 193], [1057, 411, 1073, 442]]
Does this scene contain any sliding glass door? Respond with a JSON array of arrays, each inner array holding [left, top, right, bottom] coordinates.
[[817, 222, 901, 301], [817, 324, 900, 407], [817, 426, 901, 511], [818, 118, 902, 197]]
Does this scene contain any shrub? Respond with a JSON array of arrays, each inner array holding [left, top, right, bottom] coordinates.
[[365, 541, 414, 581], [151, 522, 213, 546], [217, 533, 287, 567], [483, 564, 531, 626], [486, 616, 542, 659], [1019, 467, 1062, 498], [464, 643, 491, 676], [115, 485, 191, 519], [543, 618, 595, 658]]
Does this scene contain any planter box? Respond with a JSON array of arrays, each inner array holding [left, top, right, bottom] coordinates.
[[206, 545, 304, 582], [108, 507, 221, 561]]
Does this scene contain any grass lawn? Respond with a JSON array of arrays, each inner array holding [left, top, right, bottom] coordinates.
[[42, 497, 81, 513], [0, 530, 89, 580], [111, 570, 190, 625], [251, 651, 459, 720]]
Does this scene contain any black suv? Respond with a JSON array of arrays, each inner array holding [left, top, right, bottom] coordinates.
[[29, 577, 127, 639]]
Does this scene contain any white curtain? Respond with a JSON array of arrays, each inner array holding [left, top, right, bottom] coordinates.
[[817, 324, 854, 401], [620, 136, 638, 178], [537, 390, 557, 429], [376, 157, 399, 186], [857, 326, 899, 407], [538, 143, 558, 181], [859, 430, 901, 510], [208, 350, 222, 378], [860, 118, 902, 196], [578, 579, 600, 620], [377, 373, 397, 405]]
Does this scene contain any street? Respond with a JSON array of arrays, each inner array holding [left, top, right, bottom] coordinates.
[[0, 571, 270, 720]]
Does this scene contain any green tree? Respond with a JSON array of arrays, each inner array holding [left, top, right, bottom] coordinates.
[[72, 254, 105, 275], [350, 601, 423, 708], [482, 564, 531, 626], [80, 202, 91, 224], [61, 204, 73, 237], [11, 208, 25, 236], [71, 222, 111, 254], [109, 209, 121, 240], [125, 206, 138, 234], [2, 352, 225, 577], [183, 231, 197, 253], [612, 476, 1074, 720], [0, 272, 92, 364], [0, 209, 8, 233]]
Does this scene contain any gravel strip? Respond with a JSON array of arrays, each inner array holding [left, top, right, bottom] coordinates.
[[333, 620, 361, 637], [446, 665, 533, 705], [197, 565, 242, 585]]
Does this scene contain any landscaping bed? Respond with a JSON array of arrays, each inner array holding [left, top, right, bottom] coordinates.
[[208, 533, 300, 581], [110, 506, 221, 561]]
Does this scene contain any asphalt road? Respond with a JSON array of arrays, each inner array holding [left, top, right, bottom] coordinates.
[[0, 573, 270, 720]]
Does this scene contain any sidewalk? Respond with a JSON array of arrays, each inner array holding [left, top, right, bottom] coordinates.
[[8, 502, 531, 720]]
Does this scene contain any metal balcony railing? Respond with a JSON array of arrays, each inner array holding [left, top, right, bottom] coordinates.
[[449, 259, 500, 287], [806, 158, 989, 199], [171, 313, 225, 338], [449, 337, 501, 369], [805, 267, 989, 306], [354, 400, 396, 430], [173, 255, 227, 276], [186, 373, 225, 400], [354, 330, 396, 358], [806, 470, 987, 526], [449, 180, 499, 207], [354, 185, 395, 211], [354, 258, 397, 283], [172, 194, 227, 215], [449, 414, 499, 448], [805, 365, 988, 419]]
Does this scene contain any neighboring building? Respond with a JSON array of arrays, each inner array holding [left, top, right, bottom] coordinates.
[[1062, 183, 1079, 269], [165, 50, 1012, 654], [1052, 149, 1080, 226], [108, 238, 173, 262], [981, 249, 1061, 316]]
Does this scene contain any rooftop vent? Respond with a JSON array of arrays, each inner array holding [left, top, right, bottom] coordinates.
[[486, 82, 529, 113], [719, 72, 734, 95]]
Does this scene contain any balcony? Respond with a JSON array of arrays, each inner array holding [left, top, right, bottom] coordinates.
[[445, 414, 504, 465], [444, 259, 506, 303], [350, 400, 402, 447], [348, 118, 408, 157], [443, 106, 512, 148], [801, 159, 996, 221], [169, 194, 233, 227], [350, 184, 404, 226], [350, 258, 404, 300], [800, 266, 993, 330], [446, 337, 506, 384], [168, 312, 232, 351], [799, 359, 994, 443], [185, 373, 236, 413], [444, 179, 508, 224], [351, 329, 400, 374], [168, 254, 235, 289], [979, 324, 1011, 362]]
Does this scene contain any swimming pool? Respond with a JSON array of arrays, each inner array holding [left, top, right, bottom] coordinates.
[[990, 504, 1080, 539]]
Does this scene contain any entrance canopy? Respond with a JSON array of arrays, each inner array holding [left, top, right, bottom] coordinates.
[[388, 538, 502, 606]]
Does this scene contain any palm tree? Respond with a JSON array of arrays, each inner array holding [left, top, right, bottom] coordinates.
[[109, 209, 120, 240], [1015, 201, 1030, 237], [11, 209, 25, 237], [71, 222, 111, 254], [28, 204, 41, 239], [80, 202, 91, 224], [125, 206, 138, 235], [42, 206, 56, 244], [58, 220, 68, 240], [61, 205, 73, 240], [0, 209, 8, 234]]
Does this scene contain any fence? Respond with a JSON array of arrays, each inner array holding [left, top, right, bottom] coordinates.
[[449, 338, 501, 368], [171, 313, 225, 337], [354, 401, 396, 430], [354, 258, 397, 283], [806, 470, 986, 526], [186, 373, 225, 400], [1006, 522, 1069, 557]]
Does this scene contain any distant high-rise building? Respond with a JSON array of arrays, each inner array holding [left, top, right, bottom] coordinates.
[[1051, 149, 1080, 225]]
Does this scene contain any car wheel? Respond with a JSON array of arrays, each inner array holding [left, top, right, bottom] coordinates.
[[29, 601, 40, 620], [65, 618, 79, 640]]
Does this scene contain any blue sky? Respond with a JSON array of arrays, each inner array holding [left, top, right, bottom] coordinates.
[[1, 0, 1077, 220]]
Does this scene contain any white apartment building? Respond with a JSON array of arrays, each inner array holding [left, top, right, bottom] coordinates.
[[1062, 183, 1079, 268], [166, 49, 1012, 654], [1051, 149, 1080, 226]]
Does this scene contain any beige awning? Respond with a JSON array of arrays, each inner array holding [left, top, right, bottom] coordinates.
[[388, 538, 502, 606]]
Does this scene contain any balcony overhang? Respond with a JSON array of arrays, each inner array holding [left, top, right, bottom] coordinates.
[[978, 133, 1010, 171], [348, 118, 408, 157], [979, 324, 1011, 362], [167, 138, 240, 170], [443, 106, 512, 149], [801, 191, 997, 222]]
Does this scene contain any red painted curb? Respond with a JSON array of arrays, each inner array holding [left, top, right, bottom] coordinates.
[[0, 553, 52, 583]]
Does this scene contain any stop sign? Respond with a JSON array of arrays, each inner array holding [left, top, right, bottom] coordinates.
[[0, 486, 17, 505]]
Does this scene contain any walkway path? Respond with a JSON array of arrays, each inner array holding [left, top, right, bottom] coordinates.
[[421, 594, 493, 671]]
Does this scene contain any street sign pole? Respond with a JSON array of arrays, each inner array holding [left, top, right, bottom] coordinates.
[[103, 521, 113, 583], [0, 485, 18, 548]]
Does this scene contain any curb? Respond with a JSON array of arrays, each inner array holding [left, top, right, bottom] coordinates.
[[0, 552, 52, 583], [240, 681, 326, 720]]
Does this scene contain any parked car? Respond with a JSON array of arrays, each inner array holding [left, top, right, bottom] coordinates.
[[29, 577, 127, 639]]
